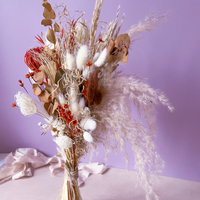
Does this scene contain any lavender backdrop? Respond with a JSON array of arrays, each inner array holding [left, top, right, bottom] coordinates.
[[0, 0, 200, 182]]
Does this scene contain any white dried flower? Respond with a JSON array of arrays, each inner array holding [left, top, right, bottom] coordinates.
[[65, 53, 76, 70], [79, 98, 85, 110], [76, 45, 88, 70], [83, 131, 93, 142], [54, 135, 72, 149], [80, 118, 97, 131], [15, 91, 37, 116], [38, 122, 42, 126], [94, 48, 107, 67]]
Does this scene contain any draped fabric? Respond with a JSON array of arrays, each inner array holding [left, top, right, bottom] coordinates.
[[0, 148, 106, 185]]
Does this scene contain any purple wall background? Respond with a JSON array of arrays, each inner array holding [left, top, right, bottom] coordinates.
[[0, 0, 200, 182]]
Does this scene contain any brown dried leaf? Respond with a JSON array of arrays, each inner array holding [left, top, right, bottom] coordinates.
[[33, 71, 44, 85], [43, 8, 51, 19], [115, 33, 130, 49], [41, 19, 52, 26], [52, 98, 59, 114], [44, 102, 51, 115], [38, 90, 50, 102], [42, 1, 52, 12], [32, 84, 42, 96], [49, 9, 56, 19], [46, 28, 56, 44], [54, 22, 61, 32]]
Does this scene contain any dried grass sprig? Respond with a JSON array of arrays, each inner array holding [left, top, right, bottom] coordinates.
[[89, 0, 104, 48], [127, 12, 170, 42]]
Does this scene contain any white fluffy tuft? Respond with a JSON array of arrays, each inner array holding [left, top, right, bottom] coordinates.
[[15, 91, 37, 116], [80, 118, 97, 131], [54, 135, 72, 149], [76, 45, 88, 70], [71, 101, 79, 114], [83, 131, 93, 142], [79, 98, 85, 110], [82, 67, 90, 78], [65, 53, 76, 70], [94, 48, 107, 67]]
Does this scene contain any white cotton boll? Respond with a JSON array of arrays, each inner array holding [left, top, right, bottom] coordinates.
[[79, 98, 85, 110], [54, 135, 72, 149], [71, 101, 79, 114], [15, 91, 37, 116], [80, 118, 97, 131], [83, 131, 93, 142], [76, 45, 88, 70], [94, 48, 107, 67], [93, 52, 100, 62], [65, 53, 76, 70], [82, 67, 90, 78]]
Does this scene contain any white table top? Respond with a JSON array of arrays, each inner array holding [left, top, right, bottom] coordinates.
[[0, 154, 200, 200]]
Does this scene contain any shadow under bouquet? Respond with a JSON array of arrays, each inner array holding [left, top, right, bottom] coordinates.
[[13, 0, 173, 199]]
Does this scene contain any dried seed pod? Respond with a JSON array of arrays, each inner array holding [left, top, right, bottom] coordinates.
[[54, 22, 61, 32], [42, 1, 52, 12], [46, 28, 56, 44], [33, 71, 44, 85], [41, 19, 52, 26]]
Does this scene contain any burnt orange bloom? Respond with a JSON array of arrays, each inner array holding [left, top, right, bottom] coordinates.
[[20, 83, 24, 87], [86, 61, 92, 67], [71, 120, 78, 126], [25, 74, 30, 78], [64, 104, 69, 109], [12, 103, 16, 107], [18, 80, 22, 83]]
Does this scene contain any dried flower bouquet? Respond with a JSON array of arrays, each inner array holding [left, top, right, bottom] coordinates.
[[13, 0, 173, 200]]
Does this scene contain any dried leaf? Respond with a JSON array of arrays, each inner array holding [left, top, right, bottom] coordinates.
[[32, 84, 42, 96], [46, 28, 56, 44], [42, 1, 52, 12], [52, 98, 59, 114], [41, 19, 52, 26], [43, 8, 56, 20], [115, 33, 130, 49], [44, 102, 51, 115], [33, 71, 44, 85], [54, 22, 61, 32], [38, 90, 50, 102], [49, 9, 56, 19]]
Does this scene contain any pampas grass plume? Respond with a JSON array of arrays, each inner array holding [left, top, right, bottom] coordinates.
[[80, 118, 97, 131], [76, 45, 88, 70], [94, 48, 107, 67], [83, 131, 93, 142]]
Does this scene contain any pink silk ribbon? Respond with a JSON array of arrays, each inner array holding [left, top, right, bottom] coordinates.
[[0, 148, 106, 186]]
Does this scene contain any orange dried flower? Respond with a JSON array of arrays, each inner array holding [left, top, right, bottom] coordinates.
[[18, 80, 22, 83], [25, 74, 30, 78], [64, 104, 69, 109], [76, 129, 81, 133], [20, 83, 24, 87], [30, 72, 35, 76], [86, 61, 92, 67], [99, 38, 104, 42], [67, 110, 71, 116], [12, 102, 16, 107], [72, 120, 78, 126]]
